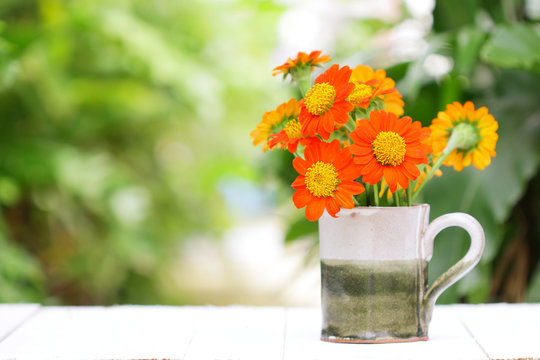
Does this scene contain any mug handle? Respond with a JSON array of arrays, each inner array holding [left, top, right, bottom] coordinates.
[[422, 212, 485, 310]]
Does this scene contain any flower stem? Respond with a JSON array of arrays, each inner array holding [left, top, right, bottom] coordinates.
[[407, 180, 413, 206], [411, 121, 477, 202], [291, 67, 312, 97], [344, 116, 357, 132], [373, 183, 379, 206], [412, 151, 449, 202], [393, 191, 400, 207], [364, 184, 370, 206]]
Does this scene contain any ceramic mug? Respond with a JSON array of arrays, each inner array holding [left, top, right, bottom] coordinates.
[[318, 204, 485, 343]]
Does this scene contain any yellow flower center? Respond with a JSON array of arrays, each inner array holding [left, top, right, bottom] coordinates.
[[349, 83, 373, 105], [372, 131, 406, 166], [304, 82, 336, 116], [284, 119, 302, 138], [305, 161, 339, 197]]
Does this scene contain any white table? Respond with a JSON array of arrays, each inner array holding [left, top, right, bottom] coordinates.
[[0, 303, 538, 360]]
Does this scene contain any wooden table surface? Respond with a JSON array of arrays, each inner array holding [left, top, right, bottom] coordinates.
[[0, 303, 538, 360]]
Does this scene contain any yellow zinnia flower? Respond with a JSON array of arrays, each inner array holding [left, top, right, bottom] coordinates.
[[250, 98, 301, 152], [349, 65, 404, 116], [429, 101, 498, 171]]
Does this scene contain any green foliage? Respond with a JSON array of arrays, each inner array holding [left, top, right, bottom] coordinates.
[[285, 216, 318, 244], [0, 0, 283, 304], [0, 229, 45, 302], [481, 24, 540, 70], [432, 0, 480, 31]]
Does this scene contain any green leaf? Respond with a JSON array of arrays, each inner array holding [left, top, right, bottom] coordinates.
[[455, 26, 488, 77], [0, 230, 45, 302], [481, 24, 540, 70], [432, 0, 480, 32], [0, 177, 20, 205], [285, 216, 318, 243]]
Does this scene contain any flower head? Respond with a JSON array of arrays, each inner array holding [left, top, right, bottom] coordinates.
[[299, 64, 355, 139], [350, 110, 431, 192], [267, 119, 318, 153], [349, 65, 404, 116], [272, 50, 331, 78], [250, 99, 301, 152], [292, 139, 364, 221], [429, 101, 498, 171]]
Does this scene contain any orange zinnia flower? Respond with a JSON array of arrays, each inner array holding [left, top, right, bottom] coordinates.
[[291, 139, 364, 221], [250, 98, 301, 152], [272, 50, 331, 78], [299, 64, 355, 140], [350, 110, 431, 193], [349, 65, 404, 116]]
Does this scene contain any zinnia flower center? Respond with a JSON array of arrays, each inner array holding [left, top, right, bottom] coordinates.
[[372, 131, 406, 166], [284, 119, 302, 138], [305, 161, 339, 197], [304, 82, 336, 116], [349, 83, 373, 105]]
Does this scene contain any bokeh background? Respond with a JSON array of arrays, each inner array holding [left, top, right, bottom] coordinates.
[[1, 0, 540, 306]]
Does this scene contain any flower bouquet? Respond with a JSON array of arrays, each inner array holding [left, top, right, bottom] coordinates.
[[251, 50, 499, 221], [251, 51, 498, 343]]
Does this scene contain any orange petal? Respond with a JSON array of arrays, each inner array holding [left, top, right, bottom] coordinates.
[[304, 141, 321, 164], [321, 111, 335, 135], [352, 153, 374, 165], [396, 167, 409, 189], [338, 163, 362, 181], [405, 147, 427, 160], [383, 167, 398, 193], [292, 188, 312, 208], [350, 144, 372, 156], [334, 189, 354, 209], [305, 197, 325, 221], [323, 139, 341, 162], [291, 175, 306, 189], [338, 181, 365, 195], [325, 197, 341, 218], [362, 164, 384, 185], [402, 160, 421, 179], [331, 151, 352, 171], [360, 158, 381, 175], [292, 157, 308, 175]]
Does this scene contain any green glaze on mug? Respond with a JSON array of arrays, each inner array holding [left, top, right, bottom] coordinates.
[[321, 259, 428, 342], [318, 205, 485, 343]]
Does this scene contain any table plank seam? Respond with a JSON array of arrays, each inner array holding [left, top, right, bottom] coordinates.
[[0, 305, 42, 344], [456, 310, 491, 360], [181, 312, 199, 360], [281, 308, 288, 360]]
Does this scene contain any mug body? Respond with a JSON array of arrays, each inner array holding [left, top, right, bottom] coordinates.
[[319, 205, 430, 343]]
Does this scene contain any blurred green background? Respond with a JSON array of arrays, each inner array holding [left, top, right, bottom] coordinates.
[[1, 0, 540, 306]]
